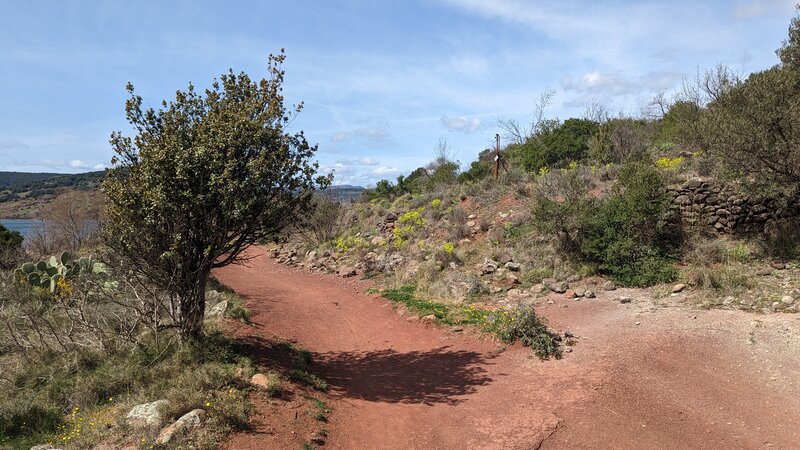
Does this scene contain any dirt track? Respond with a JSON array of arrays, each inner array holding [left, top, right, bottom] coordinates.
[[216, 248, 800, 449]]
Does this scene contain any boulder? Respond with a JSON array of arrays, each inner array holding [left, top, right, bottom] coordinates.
[[771, 261, 787, 270], [126, 400, 170, 429], [421, 314, 437, 323], [504, 262, 521, 272], [602, 280, 617, 291], [156, 409, 206, 445], [549, 282, 569, 294], [584, 289, 596, 298], [618, 296, 632, 304], [672, 283, 686, 293], [337, 266, 357, 278], [781, 295, 795, 305]]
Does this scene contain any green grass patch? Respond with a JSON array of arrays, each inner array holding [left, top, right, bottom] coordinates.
[[377, 286, 561, 359]]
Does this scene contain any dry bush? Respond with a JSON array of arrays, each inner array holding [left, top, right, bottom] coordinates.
[[293, 196, 350, 246], [27, 190, 103, 256]]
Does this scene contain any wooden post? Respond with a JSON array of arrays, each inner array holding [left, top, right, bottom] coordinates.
[[493, 134, 501, 180]]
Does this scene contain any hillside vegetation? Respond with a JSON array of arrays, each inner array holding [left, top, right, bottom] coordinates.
[[283, 9, 800, 331]]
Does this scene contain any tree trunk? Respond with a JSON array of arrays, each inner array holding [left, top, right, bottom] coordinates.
[[179, 269, 210, 339]]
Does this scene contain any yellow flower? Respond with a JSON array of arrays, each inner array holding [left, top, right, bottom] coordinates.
[[205, 401, 211, 407]]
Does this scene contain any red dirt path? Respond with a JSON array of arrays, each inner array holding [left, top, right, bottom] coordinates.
[[216, 248, 800, 449]]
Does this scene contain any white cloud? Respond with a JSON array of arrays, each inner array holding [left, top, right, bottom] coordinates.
[[440, 116, 483, 133], [330, 120, 391, 144], [69, 159, 88, 168], [733, 0, 796, 18], [373, 166, 400, 175]]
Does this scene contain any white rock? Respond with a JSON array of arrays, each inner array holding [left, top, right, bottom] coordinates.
[[206, 301, 228, 319], [781, 295, 795, 305], [126, 399, 170, 429], [156, 409, 206, 445]]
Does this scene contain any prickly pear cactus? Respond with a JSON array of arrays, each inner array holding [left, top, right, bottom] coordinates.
[[13, 253, 108, 295]]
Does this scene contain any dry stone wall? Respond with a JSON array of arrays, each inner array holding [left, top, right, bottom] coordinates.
[[669, 178, 796, 234]]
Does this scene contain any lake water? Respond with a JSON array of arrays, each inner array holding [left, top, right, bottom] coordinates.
[[0, 219, 42, 238]]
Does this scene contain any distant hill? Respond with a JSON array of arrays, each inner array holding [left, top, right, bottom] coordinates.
[[321, 185, 365, 202], [0, 170, 364, 218], [0, 171, 105, 203]]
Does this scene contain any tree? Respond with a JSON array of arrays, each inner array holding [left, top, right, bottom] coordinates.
[[514, 118, 598, 172], [703, 7, 800, 198], [104, 50, 328, 339], [0, 223, 23, 270]]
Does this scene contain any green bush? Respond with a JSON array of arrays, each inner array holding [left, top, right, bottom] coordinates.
[[534, 162, 681, 286], [484, 306, 561, 359], [577, 162, 681, 286], [512, 118, 598, 172]]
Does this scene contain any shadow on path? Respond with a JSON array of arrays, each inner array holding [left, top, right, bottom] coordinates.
[[317, 346, 500, 405]]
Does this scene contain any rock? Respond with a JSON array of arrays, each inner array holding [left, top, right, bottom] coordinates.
[[30, 446, 61, 450], [206, 300, 228, 319], [497, 253, 514, 264], [467, 214, 477, 220], [781, 295, 795, 305], [549, 282, 569, 294], [546, 299, 555, 304], [790, 289, 800, 299], [337, 266, 357, 278], [602, 281, 617, 291], [618, 296, 632, 304], [126, 400, 170, 430], [371, 236, 386, 246], [564, 289, 576, 299], [466, 220, 477, 228], [672, 283, 686, 293], [722, 296, 735, 306], [506, 288, 523, 299], [566, 274, 582, 283], [156, 409, 206, 445], [421, 314, 437, 323], [250, 373, 272, 388], [584, 289, 596, 298], [504, 262, 521, 272], [564, 330, 574, 338], [771, 261, 787, 270], [574, 288, 586, 298], [756, 268, 772, 276]]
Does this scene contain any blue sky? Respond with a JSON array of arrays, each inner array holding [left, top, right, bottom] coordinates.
[[0, 0, 797, 186]]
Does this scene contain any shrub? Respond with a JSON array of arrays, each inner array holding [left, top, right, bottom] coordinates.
[[512, 118, 598, 172], [0, 224, 23, 270], [483, 306, 561, 359], [576, 163, 681, 286]]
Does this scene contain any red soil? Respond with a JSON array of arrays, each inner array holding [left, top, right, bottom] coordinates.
[[216, 248, 800, 449]]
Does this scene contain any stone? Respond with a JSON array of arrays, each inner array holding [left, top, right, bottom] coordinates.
[[206, 300, 228, 319], [602, 280, 617, 291], [467, 214, 477, 220], [506, 288, 523, 299], [574, 288, 586, 298], [564, 289, 576, 299], [466, 220, 477, 228], [549, 282, 569, 294], [499, 254, 514, 265], [771, 261, 787, 270], [672, 283, 686, 293], [504, 262, 521, 272], [126, 400, 170, 429], [30, 446, 62, 450], [337, 266, 357, 278], [676, 195, 691, 205], [371, 236, 386, 246], [156, 409, 206, 445], [756, 268, 772, 276], [584, 289, 596, 299], [618, 296, 632, 304], [566, 274, 582, 283], [722, 296, 735, 305], [781, 296, 795, 305], [250, 373, 272, 388], [421, 314, 437, 323]]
